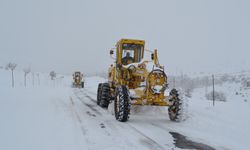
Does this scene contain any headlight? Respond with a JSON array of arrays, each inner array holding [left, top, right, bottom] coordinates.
[[128, 65, 136, 73]]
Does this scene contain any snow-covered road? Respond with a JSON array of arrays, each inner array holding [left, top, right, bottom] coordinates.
[[1, 71, 249, 150], [0, 80, 214, 150], [71, 89, 170, 150], [69, 87, 216, 150]]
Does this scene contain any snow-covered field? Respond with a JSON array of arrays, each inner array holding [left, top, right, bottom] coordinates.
[[0, 69, 249, 150]]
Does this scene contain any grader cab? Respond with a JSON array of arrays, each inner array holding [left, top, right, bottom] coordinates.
[[97, 39, 182, 122], [72, 72, 84, 88]]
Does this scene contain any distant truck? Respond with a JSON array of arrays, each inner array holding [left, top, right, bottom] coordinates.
[[72, 72, 84, 88]]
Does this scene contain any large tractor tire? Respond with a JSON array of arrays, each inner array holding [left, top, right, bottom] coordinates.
[[99, 83, 110, 108], [168, 89, 182, 121], [97, 83, 102, 105], [114, 85, 130, 122]]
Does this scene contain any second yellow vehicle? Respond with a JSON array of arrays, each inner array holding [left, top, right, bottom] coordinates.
[[72, 72, 84, 88]]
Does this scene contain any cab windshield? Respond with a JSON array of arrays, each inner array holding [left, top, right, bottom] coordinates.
[[121, 43, 144, 65]]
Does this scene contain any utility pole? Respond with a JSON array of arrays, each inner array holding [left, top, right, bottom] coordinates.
[[173, 77, 176, 88], [212, 74, 215, 106]]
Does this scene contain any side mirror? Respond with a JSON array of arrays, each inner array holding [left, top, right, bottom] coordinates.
[[151, 53, 154, 60], [110, 50, 114, 55]]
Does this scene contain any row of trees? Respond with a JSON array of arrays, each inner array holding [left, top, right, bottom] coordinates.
[[3, 62, 57, 88]]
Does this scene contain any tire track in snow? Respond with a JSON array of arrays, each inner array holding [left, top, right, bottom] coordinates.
[[70, 97, 82, 123], [81, 89, 97, 97], [73, 91, 102, 116], [77, 90, 156, 149], [127, 124, 168, 150], [77, 89, 111, 115], [79, 89, 172, 149], [76, 89, 174, 149], [73, 90, 113, 137], [78, 89, 98, 104], [69, 96, 93, 149], [83, 93, 97, 104]]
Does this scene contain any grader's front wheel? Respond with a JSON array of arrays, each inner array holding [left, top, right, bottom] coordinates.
[[168, 89, 182, 121], [114, 85, 130, 122]]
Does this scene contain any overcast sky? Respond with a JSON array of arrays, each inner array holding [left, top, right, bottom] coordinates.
[[0, 0, 249, 75]]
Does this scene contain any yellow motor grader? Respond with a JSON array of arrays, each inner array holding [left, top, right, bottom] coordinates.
[[97, 39, 182, 122], [72, 72, 84, 88]]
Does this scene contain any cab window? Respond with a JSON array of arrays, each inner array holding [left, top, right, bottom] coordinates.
[[121, 43, 143, 65]]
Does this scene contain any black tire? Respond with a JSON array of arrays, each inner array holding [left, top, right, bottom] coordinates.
[[81, 82, 84, 88], [114, 85, 130, 122], [97, 83, 102, 105], [99, 83, 110, 108], [168, 89, 182, 121]]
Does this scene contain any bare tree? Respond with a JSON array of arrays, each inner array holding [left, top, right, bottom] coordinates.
[[36, 73, 40, 85], [6, 63, 17, 88], [23, 68, 31, 87], [32, 72, 35, 87], [49, 71, 56, 80]]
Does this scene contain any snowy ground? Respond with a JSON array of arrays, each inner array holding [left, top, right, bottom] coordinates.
[[0, 69, 249, 150]]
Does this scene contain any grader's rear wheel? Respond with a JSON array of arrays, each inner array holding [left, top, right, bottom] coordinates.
[[99, 83, 110, 108], [114, 85, 130, 122], [97, 83, 102, 105], [168, 89, 182, 121]]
